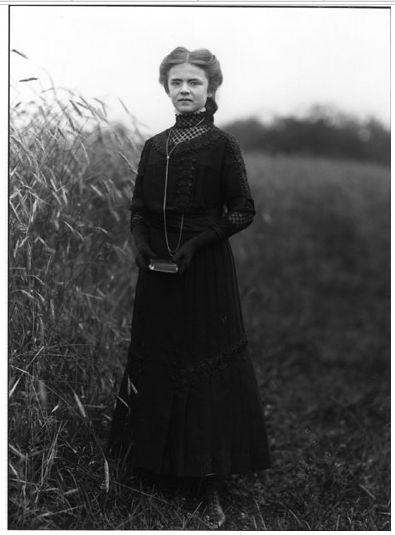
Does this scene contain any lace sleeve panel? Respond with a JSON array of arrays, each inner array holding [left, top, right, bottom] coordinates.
[[130, 210, 146, 231], [130, 140, 151, 231], [211, 134, 256, 239]]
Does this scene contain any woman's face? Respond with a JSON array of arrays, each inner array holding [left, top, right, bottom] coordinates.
[[167, 63, 211, 114]]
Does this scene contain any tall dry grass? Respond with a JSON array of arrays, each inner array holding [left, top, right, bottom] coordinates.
[[9, 81, 143, 528]]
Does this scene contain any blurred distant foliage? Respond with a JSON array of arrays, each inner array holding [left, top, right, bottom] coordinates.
[[223, 106, 390, 166]]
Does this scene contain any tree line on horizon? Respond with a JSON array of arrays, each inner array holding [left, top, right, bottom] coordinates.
[[222, 107, 390, 167]]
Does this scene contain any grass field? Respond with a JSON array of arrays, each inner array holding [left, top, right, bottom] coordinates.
[[9, 94, 390, 529]]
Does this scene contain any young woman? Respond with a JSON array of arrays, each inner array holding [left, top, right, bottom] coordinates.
[[108, 47, 271, 528]]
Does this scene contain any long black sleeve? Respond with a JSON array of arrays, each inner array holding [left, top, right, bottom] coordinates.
[[210, 134, 255, 239], [130, 140, 151, 232]]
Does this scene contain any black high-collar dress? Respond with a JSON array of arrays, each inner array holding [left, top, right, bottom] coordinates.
[[108, 112, 271, 477]]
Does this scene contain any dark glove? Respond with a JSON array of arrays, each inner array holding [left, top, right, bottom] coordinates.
[[132, 224, 157, 270], [172, 228, 219, 275], [172, 242, 196, 275]]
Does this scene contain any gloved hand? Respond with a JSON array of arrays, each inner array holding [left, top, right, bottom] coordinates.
[[133, 224, 157, 270], [172, 229, 219, 275], [172, 242, 196, 275]]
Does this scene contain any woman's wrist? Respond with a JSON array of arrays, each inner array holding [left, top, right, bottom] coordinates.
[[187, 228, 219, 252]]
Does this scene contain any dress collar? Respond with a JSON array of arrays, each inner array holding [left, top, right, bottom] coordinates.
[[174, 109, 212, 129]]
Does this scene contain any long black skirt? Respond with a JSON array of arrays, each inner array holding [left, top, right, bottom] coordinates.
[[107, 227, 271, 477]]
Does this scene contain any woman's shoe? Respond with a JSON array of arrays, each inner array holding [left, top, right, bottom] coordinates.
[[203, 479, 226, 529]]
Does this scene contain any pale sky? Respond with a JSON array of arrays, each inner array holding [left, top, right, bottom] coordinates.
[[9, 4, 390, 135]]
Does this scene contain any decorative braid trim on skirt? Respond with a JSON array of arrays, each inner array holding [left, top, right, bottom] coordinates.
[[175, 337, 248, 388]]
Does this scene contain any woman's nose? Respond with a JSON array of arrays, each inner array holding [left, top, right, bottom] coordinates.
[[180, 83, 190, 94]]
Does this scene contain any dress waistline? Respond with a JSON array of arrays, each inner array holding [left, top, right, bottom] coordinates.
[[149, 208, 222, 232]]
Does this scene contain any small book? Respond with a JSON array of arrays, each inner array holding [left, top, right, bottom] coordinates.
[[148, 259, 178, 274]]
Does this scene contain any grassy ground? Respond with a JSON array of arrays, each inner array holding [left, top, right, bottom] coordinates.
[[9, 94, 390, 531]]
